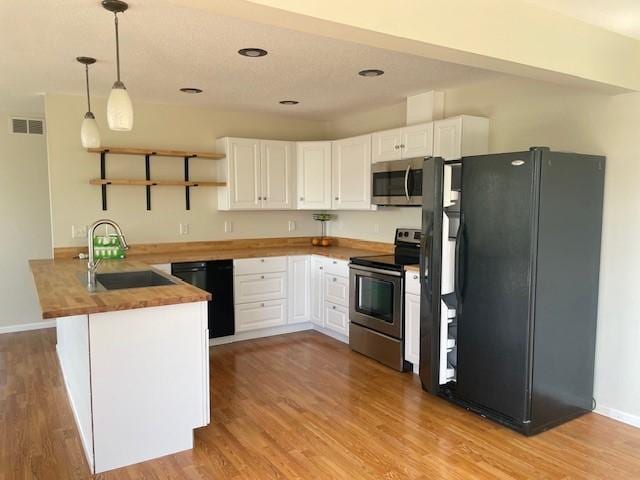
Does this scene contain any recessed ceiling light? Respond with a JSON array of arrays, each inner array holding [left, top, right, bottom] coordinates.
[[180, 87, 203, 94], [238, 48, 268, 57], [279, 100, 299, 105], [358, 69, 385, 77]]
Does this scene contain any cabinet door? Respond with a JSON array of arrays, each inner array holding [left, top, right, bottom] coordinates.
[[433, 117, 463, 161], [261, 141, 294, 209], [234, 273, 287, 304], [235, 299, 287, 332], [288, 256, 310, 324], [228, 138, 261, 209], [404, 293, 421, 367], [324, 274, 349, 307], [402, 123, 433, 159], [310, 257, 325, 327], [371, 128, 403, 163], [324, 302, 349, 336], [331, 135, 372, 210], [296, 142, 332, 209]]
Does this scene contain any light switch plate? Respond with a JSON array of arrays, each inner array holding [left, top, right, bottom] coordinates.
[[179, 223, 189, 235], [288, 220, 296, 232], [72, 225, 87, 239], [224, 221, 233, 233]]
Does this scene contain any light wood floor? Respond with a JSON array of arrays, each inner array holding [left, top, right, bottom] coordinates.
[[1, 329, 639, 479]]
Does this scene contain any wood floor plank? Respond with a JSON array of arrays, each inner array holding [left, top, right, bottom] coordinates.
[[1, 329, 639, 479]]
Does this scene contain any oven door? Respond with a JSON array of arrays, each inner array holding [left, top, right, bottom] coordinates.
[[349, 265, 403, 339], [371, 158, 423, 206]]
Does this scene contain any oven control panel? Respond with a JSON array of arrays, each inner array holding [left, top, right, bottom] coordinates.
[[396, 228, 421, 246]]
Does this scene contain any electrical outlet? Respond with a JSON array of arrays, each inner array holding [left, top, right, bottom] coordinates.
[[288, 220, 296, 232], [179, 223, 190, 235], [373, 223, 380, 233], [224, 221, 233, 233], [72, 225, 87, 239]]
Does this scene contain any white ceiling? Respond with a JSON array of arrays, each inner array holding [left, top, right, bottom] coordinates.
[[0, 0, 500, 119], [525, 0, 640, 39]]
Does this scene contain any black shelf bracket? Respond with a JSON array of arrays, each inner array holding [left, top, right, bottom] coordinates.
[[145, 154, 151, 211], [100, 151, 108, 211], [184, 155, 196, 210]]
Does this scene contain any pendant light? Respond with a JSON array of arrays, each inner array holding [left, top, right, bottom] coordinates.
[[77, 57, 101, 148], [102, 0, 133, 131]]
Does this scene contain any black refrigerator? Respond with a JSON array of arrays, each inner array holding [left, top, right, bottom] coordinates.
[[419, 147, 605, 435]]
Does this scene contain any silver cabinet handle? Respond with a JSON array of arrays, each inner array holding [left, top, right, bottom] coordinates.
[[404, 165, 411, 201], [394, 145, 399, 150], [260, 259, 265, 263], [400, 144, 405, 148], [299, 197, 304, 201], [333, 261, 337, 264], [258, 196, 262, 200], [332, 305, 336, 310], [335, 197, 339, 201], [332, 277, 337, 282], [260, 275, 265, 279], [261, 303, 265, 307], [413, 275, 418, 280], [263, 197, 267, 200], [319, 266, 323, 270]]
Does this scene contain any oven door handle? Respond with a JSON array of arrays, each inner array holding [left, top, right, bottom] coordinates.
[[404, 165, 411, 201], [349, 265, 402, 277]]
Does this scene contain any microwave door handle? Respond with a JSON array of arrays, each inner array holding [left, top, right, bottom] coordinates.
[[404, 165, 411, 201]]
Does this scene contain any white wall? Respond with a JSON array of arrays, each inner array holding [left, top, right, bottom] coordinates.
[[0, 110, 53, 330], [45, 95, 330, 248], [327, 76, 640, 426]]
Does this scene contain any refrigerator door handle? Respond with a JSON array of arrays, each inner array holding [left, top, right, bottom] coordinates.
[[404, 165, 411, 201], [454, 213, 465, 305]]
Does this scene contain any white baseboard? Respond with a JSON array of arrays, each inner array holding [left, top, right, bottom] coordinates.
[[595, 405, 640, 429], [210, 323, 314, 346], [312, 325, 349, 345], [0, 320, 55, 335]]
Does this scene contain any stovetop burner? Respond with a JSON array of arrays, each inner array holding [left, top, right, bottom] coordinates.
[[350, 228, 421, 272]]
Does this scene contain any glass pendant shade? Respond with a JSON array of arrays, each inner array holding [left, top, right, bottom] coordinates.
[[107, 81, 133, 131], [81, 112, 101, 148]]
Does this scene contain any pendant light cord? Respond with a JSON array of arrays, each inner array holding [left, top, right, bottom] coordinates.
[[85, 64, 92, 112], [114, 13, 121, 82]]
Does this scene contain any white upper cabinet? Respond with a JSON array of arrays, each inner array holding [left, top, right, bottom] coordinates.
[[261, 140, 294, 209], [433, 115, 489, 161], [296, 141, 332, 210], [331, 134, 372, 210], [371, 128, 403, 163], [371, 123, 433, 163], [402, 122, 434, 159], [216, 138, 294, 210]]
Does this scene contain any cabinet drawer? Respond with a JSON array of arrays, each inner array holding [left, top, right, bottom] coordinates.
[[405, 271, 421, 296], [235, 299, 287, 332], [324, 302, 349, 336], [234, 256, 287, 275], [324, 274, 349, 307], [325, 258, 349, 277], [234, 272, 286, 304]]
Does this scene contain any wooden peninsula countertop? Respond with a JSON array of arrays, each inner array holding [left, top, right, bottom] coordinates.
[[30, 258, 211, 319], [33, 237, 394, 320]]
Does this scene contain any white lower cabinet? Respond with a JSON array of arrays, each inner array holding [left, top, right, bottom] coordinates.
[[404, 271, 421, 371], [324, 302, 349, 336], [234, 272, 286, 303], [235, 299, 287, 332], [288, 256, 310, 324], [310, 256, 326, 327], [324, 274, 349, 307]]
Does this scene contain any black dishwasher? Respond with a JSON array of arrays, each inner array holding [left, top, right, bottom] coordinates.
[[171, 260, 235, 339]]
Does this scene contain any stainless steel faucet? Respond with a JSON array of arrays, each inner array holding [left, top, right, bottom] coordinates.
[[87, 219, 129, 291]]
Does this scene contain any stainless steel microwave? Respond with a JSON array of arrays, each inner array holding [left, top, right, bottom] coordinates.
[[371, 157, 423, 206]]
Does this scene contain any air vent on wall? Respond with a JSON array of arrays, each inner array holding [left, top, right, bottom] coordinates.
[[10, 117, 45, 135]]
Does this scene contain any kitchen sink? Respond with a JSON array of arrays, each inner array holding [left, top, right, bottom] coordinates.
[[94, 270, 176, 290]]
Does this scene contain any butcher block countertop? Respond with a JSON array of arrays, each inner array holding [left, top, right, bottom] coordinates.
[[30, 259, 211, 319], [34, 237, 393, 320]]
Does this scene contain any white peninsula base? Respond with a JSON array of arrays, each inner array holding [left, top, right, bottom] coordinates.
[[56, 301, 210, 474]]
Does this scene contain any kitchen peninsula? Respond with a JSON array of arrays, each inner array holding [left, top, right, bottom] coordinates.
[[29, 258, 211, 474]]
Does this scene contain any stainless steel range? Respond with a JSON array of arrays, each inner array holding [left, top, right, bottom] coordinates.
[[349, 228, 421, 371]]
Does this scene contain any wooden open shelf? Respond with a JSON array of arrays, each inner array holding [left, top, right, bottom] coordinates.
[[87, 146, 225, 160], [88, 145, 226, 210], [90, 179, 226, 187]]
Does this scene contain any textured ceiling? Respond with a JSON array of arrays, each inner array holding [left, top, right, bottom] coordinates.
[[525, 0, 640, 39], [0, 0, 499, 119]]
